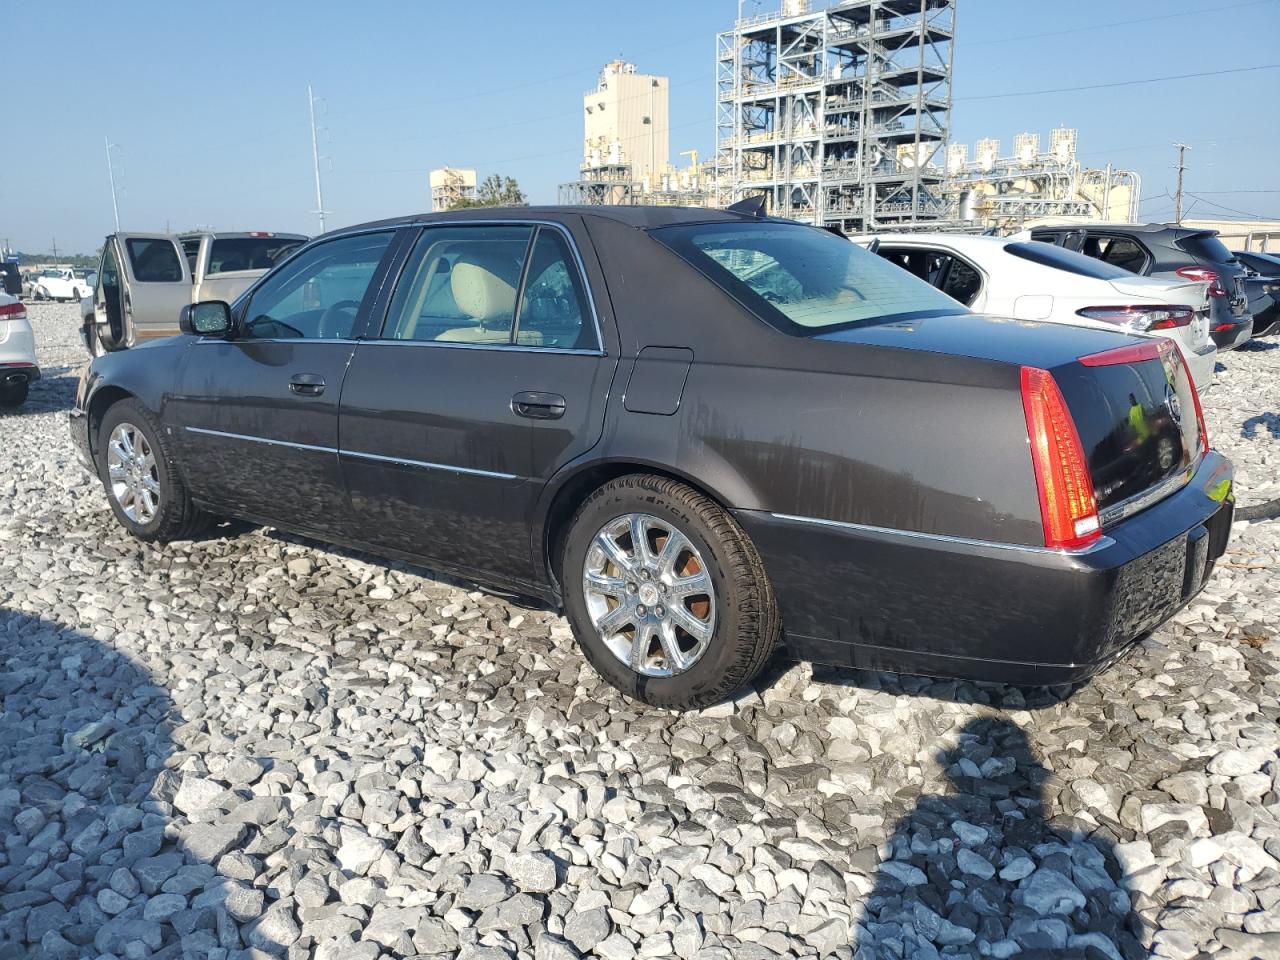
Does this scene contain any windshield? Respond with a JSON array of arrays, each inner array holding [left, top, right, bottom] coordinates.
[[206, 237, 305, 275], [651, 221, 962, 334]]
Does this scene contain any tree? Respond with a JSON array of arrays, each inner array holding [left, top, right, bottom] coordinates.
[[454, 174, 526, 209]]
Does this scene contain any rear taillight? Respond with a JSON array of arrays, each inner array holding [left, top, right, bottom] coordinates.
[[1020, 366, 1100, 550], [1076, 305, 1194, 331], [1176, 266, 1226, 297], [0, 301, 26, 320]]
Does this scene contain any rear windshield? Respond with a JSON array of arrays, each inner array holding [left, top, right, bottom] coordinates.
[[1177, 232, 1233, 263], [207, 237, 306, 275], [1004, 241, 1133, 280], [651, 221, 961, 334]]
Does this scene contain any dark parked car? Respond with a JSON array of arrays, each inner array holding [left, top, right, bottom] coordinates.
[[69, 207, 1234, 708], [1233, 250, 1280, 337], [1026, 223, 1252, 351]]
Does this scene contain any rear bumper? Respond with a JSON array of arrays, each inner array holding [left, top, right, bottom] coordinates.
[[0, 362, 40, 385], [738, 450, 1234, 686], [1211, 316, 1252, 350], [1185, 342, 1217, 392]]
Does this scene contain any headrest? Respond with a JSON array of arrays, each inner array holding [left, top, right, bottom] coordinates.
[[450, 253, 518, 322]]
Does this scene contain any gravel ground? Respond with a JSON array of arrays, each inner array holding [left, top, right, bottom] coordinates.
[[1, 303, 1277, 960]]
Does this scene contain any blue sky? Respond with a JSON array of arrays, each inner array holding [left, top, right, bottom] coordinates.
[[3, 0, 1277, 254]]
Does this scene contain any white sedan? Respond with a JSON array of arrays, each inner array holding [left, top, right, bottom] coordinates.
[[34, 267, 96, 302], [0, 291, 39, 407], [853, 233, 1218, 391]]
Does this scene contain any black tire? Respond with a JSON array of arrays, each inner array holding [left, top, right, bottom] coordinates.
[[561, 474, 780, 710], [97, 398, 209, 542], [0, 381, 28, 408]]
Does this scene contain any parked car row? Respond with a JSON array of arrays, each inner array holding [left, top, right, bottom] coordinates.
[[69, 205, 1234, 708]]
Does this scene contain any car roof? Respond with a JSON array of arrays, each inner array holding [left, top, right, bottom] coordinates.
[[327, 205, 777, 237], [850, 232, 1010, 252], [1031, 221, 1218, 239]]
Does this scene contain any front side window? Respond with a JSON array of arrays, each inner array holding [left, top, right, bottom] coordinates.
[[125, 238, 184, 283], [242, 232, 393, 341], [653, 222, 961, 334], [382, 224, 596, 349]]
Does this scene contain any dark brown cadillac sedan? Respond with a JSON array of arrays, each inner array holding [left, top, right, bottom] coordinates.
[[70, 207, 1234, 709]]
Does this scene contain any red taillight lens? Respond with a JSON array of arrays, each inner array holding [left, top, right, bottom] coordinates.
[[1076, 305, 1194, 331], [0, 301, 26, 320], [1020, 366, 1100, 550], [1176, 266, 1226, 297]]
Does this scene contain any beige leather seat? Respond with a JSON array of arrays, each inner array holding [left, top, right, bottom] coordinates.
[[439, 253, 542, 346]]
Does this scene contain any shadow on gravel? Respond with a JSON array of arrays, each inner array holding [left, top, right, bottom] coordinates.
[[0, 371, 80, 416], [1235, 339, 1278, 352], [0, 608, 264, 958], [756, 654, 1078, 710], [853, 717, 1146, 960], [1240, 411, 1280, 441]]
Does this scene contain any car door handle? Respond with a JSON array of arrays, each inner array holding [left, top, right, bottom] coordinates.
[[512, 391, 566, 420], [289, 374, 326, 396]]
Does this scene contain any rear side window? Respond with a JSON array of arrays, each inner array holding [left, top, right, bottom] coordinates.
[[207, 237, 306, 275], [125, 238, 184, 282], [1004, 242, 1134, 281], [1178, 233, 1233, 263], [653, 222, 960, 334]]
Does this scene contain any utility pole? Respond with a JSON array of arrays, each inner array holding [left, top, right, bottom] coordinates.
[[1173, 142, 1190, 224], [51, 238, 59, 261], [105, 137, 122, 232], [308, 85, 329, 234]]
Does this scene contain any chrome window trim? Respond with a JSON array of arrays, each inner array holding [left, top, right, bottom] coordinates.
[[768, 512, 1115, 556], [376, 218, 608, 355], [354, 339, 605, 357], [182, 426, 520, 481]]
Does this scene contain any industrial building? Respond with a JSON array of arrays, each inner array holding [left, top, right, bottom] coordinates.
[[943, 128, 1141, 232], [715, 0, 956, 233], [560, 60, 712, 207], [429, 167, 477, 212]]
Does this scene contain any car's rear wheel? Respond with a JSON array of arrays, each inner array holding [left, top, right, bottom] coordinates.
[[97, 399, 208, 542], [0, 381, 29, 408], [561, 474, 780, 710]]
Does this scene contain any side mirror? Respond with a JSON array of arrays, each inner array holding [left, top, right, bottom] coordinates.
[[179, 300, 232, 337]]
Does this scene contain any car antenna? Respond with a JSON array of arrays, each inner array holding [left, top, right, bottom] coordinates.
[[726, 195, 767, 219]]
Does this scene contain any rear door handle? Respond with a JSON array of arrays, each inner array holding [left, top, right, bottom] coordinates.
[[512, 391, 566, 420], [289, 374, 326, 396]]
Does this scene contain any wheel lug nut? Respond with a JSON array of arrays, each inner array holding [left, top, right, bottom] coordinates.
[[627, 582, 637, 593], [655, 605, 666, 618], [636, 604, 646, 616]]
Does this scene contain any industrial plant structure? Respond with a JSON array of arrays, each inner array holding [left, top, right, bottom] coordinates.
[[560, 60, 712, 207], [429, 167, 477, 212], [943, 128, 1142, 231], [715, 0, 956, 233]]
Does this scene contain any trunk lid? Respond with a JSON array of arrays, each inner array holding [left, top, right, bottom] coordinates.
[[1052, 340, 1205, 525], [1106, 275, 1211, 347]]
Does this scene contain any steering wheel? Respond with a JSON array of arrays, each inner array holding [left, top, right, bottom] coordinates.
[[318, 300, 361, 339]]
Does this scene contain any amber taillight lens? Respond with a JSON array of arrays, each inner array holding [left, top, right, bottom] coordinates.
[[1020, 366, 1101, 550]]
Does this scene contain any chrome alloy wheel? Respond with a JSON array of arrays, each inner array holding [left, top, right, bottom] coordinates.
[[582, 513, 717, 678], [106, 423, 160, 524]]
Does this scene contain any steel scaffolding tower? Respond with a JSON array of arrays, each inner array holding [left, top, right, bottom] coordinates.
[[716, 0, 956, 233]]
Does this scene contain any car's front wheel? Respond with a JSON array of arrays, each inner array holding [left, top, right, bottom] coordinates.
[[97, 399, 208, 542], [561, 474, 780, 710]]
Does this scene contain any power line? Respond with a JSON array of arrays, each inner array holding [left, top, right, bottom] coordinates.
[[1183, 192, 1278, 220], [957, 63, 1280, 102], [968, 0, 1271, 46]]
